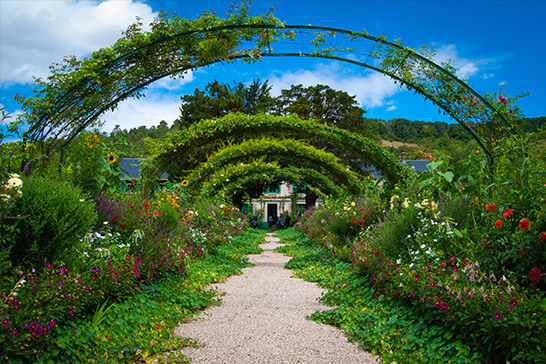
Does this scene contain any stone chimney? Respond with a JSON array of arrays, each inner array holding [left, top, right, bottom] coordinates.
[[401, 152, 407, 164]]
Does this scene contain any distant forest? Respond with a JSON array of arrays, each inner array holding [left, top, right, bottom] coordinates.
[[106, 80, 546, 163]]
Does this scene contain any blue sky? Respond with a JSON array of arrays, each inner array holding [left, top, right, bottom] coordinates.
[[0, 0, 544, 134]]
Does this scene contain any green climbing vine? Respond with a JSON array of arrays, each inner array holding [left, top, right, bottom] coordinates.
[[183, 137, 362, 194], [153, 113, 408, 186], [197, 160, 344, 198]]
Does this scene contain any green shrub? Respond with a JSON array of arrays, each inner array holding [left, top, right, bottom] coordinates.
[[381, 206, 419, 258], [7, 176, 97, 270]]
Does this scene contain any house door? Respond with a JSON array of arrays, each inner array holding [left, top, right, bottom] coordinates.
[[267, 203, 278, 221]]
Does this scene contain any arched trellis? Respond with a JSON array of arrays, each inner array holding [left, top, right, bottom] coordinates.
[[18, 10, 516, 163], [200, 160, 344, 198], [184, 137, 362, 194], [154, 113, 408, 186]]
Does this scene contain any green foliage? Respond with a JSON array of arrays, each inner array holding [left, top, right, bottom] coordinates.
[[154, 113, 408, 187], [187, 137, 362, 195], [176, 79, 276, 128], [5, 176, 97, 270], [62, 131, 127, 195], [380, 206, 419, 257]]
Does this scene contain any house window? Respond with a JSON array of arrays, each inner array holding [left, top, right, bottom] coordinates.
[[296, 204, 306, 216], [242, 203, 252, 215], [292, 183, 307, 194], [265, 182, 280, 194]]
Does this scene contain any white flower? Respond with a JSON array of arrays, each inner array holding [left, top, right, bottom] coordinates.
[[6, 177, 22, 189], [79, 199, 85, 202]]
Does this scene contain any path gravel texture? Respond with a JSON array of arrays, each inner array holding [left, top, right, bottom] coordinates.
[[173, 233, 378, 364]]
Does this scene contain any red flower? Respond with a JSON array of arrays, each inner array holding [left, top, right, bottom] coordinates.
[[153, 210, 159, 217], [518, 248, 526, 257], [503, 209, 513, 218], [486, 203, 497, 212], [519, 218, 530, 230], [495, 220, 502, 228], [539, 232, 546, 240], [529, 268, 541, 283]]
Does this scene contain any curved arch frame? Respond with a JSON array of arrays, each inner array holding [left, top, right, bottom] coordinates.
[[201, 161, 343, 198], [21, 22, 513, 160], [155, 113, 408, 186], [185, 137, 362, 193]]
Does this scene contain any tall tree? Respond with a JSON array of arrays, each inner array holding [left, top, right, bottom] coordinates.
[[174, 79, 276, 128], [274, 84, 368, 135]]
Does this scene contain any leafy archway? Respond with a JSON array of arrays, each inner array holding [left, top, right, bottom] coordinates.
[[154, 113, 408, 186], [184, 137, 362, 194], [199, 160, 343, 198], [16, 3, 519, 163]]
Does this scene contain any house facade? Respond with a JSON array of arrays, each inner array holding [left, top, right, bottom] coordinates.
[[246, 182, 310, 228]]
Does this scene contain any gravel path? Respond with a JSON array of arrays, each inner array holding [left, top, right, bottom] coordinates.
[[173, 233, 378, 364]]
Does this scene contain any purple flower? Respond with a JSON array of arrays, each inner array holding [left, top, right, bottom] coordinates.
[[68, 307, 74, 317], [509, 298, 518, 307], [85, 285, 90, 293], [493, 312, 501, 320], [440, 302, 449, 312], [113, 272, 119, 280], [58, 281, 63, 288], [92, 266, 99, 273], [2, 317, 9, 326], [48, 318, 55, 328], [11, 328, 18, 337]]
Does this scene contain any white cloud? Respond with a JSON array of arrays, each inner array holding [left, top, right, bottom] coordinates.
[[433, 44, 482, 79], [386, 105, 397, 111], [499, 81, 507, 86], [481, 73, 494, 80], [150, 71, 195, 90], [0, 0, 156, 85], [99, 91, 181, 132], [267, 63, 399, 109]]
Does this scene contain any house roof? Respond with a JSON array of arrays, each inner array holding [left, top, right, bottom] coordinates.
[[120, 158, 168, 180], [364, 159, 430, 179], [403, 160, 430, 172]]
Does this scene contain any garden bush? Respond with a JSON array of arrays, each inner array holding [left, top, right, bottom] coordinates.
[[5, 175, 97, 271]]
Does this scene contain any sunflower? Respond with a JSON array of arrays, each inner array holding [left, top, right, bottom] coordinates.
[[107, 153, 117, 163], [181, 180, 189, 187]]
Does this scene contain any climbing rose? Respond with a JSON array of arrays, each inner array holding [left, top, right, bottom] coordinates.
[[495, 220, 502, 228], [503, 209, 513, 218], [486, 203, 497, 212], [519, 218, 530, 231], [529, 268, 541, 283]]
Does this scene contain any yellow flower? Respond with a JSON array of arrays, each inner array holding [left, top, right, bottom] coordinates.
[[181, 180, 189, 187], [107, 153, 116, 163]]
